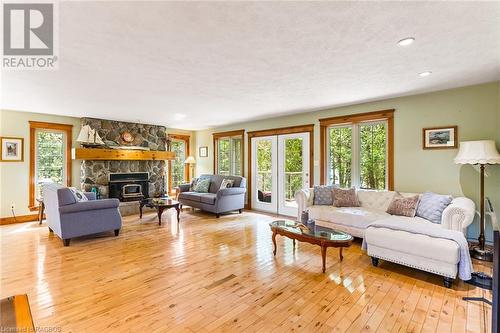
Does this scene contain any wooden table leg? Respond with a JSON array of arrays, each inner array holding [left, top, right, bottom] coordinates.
[[157, 207, 165, 225], [272, 230, 277, 256], [38, 202, 45, 225], [175, 205, 180, 224], [321, 245, 327, 273], [339, 247, 344, 262], [293, 239, 296, 249], [139, 202, 144, 219]]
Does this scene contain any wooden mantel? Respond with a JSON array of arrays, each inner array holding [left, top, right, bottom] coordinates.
[[72, 148, 175, 161]]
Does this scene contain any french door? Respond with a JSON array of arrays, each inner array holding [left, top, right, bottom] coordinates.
[[251, 132, 310, 216]]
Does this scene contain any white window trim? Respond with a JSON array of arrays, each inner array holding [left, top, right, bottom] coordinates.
[[327, 120, 389, 190]]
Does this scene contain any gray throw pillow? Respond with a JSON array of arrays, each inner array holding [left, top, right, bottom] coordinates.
[[386, 194, 420, 217], [333, 187, 360, 207], [313, 185, 335, 205], [416, 192, 453, 224], [193, 178, 210, 193]]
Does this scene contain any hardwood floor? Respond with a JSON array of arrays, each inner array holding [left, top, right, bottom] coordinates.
[[0, 210, 492, 332]]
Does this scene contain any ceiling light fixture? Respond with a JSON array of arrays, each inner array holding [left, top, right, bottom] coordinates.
[[397, 37, 415, 46], [418, 71, 432, 77]]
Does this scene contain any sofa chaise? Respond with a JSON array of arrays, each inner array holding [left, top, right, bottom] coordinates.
[[177, 175, 246, 217], [43, 183, 122, 246], [296, 188, 475, 287]]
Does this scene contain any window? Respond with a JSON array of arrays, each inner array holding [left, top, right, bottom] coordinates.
[[167, 134, 190, 194], [320, 110, 394, 190], [29, 121, 73, 210], [213, 130, 244, 176]]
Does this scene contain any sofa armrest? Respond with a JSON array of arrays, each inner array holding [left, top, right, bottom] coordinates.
[[178, 184, 191, 193], [441, 197, 476, 234], [59, 198, 120, 214], [84, 192, 96, 200], [217, 187, 246, 198], [295, 188, 314, 217]]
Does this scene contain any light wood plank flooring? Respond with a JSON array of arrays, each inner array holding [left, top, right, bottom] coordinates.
[[0, 209, 492, 332]]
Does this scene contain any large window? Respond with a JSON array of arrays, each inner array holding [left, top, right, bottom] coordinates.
[[29, 121, 73, 210], [213, 130, 244, 176], [320, 110, 394, 190], [167, 134, 190, 194]]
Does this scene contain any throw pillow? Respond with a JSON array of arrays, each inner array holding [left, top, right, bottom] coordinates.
[[69, 187, 89, 202], [220, 179, 234, 190], [190, 178, 199, 191], [193, 178, 210, 193], [333, 187, 360, 207], [386, 194, 420, 217], [416, 192, 453, 224], [313, 185, 335, 205]]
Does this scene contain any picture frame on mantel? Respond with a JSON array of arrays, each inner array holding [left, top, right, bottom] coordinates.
[[422, 126, 458, 150], [0, 137, 24, 162], [199, 146, 208, 157]]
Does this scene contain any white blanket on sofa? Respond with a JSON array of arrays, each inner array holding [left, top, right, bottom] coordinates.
[[362, 219, 472, 281]]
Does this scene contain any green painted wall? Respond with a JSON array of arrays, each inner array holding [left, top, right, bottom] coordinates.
[[194, 82, 500, 242]]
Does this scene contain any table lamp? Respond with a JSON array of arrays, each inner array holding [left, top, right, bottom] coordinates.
[[184, 156, 196, 181], [454, 140, 500, 261]]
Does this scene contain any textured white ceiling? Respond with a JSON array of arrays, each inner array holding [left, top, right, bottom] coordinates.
[[2, 1, 500, 130]]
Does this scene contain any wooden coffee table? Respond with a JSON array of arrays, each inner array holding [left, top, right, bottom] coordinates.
[[139, 197, 180, 225], [269, 220, 353, 273]]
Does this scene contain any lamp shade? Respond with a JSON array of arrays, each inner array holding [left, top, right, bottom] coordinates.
[[184, 155, 196, 164], [454, 140, 500, 165]]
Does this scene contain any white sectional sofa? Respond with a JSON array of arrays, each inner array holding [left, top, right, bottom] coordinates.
[[295, 188, 475, 287]]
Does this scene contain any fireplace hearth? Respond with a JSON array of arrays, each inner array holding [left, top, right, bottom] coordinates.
[[108, 172, 150, 202]]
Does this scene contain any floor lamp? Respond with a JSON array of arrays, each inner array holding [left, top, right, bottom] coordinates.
[[454, 140, 500, 261], [184, 155, 196, 182]]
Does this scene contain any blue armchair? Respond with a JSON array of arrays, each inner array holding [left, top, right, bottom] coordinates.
[[43, 183, 122, 246]]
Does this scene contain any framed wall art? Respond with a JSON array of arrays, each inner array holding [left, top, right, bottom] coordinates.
[[1, 137, 24, 162], [422, 126, 458, 149]]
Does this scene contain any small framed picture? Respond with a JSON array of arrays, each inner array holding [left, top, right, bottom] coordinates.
[[422, 126, 458, 150], [199, 146, 208, 157], [1, 137, 24, 162]]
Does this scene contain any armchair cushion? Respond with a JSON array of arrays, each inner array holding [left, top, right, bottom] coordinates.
[[178, 192, 202, 202], [199, 193, 217, 205], [59, 198, 120, 214]]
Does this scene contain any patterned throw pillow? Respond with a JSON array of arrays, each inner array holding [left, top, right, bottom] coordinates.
[[69, 187, 89, 202], [190, 178, 199, 191], [386, 194, 420, 217], [313, 185, 335, 205], [220, 179, 234, 190], [193, 178, 210, 193], [333, 188, 360, 207], [416, 192, 453, 224]]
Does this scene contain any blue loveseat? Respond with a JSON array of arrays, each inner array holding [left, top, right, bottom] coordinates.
[[177, 175, 246, 217]]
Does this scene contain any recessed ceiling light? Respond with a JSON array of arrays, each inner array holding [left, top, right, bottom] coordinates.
[[397, 37, 415, 46], [418, 71, 432, 77]]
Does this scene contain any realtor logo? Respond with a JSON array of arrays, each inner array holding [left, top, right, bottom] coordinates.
[[2, 2, 58, 69]]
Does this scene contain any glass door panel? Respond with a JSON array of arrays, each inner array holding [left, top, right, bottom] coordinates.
[[251, 136, 277, 213], [277, 133, 310, 217]]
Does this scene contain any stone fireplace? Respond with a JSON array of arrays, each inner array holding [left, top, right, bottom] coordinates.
[[80, 118, 167, 199]]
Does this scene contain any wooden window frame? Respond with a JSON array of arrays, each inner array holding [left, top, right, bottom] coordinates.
[[212, 129, 245, 176], [168, 134, 190, 195], [29, 121, 73, 211], [247, 124, 314, 210], [319, 109, 394, 190]]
